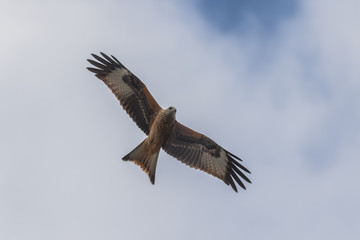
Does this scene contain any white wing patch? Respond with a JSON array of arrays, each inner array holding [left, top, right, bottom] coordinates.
[[199, 149, 228, 179], [105, 68, 133, 99]]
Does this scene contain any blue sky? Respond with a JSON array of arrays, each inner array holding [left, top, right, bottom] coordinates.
[[1, 0, 359, 239], [194, 0, 298, 33]]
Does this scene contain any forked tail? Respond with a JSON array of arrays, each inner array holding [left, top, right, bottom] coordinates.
[[122, 140, 160, 184]]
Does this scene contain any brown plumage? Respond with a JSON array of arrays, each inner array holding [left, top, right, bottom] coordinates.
[[87, 52, 251, 192]]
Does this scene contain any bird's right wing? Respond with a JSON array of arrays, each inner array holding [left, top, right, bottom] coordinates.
[[87, 52, 162, 135]]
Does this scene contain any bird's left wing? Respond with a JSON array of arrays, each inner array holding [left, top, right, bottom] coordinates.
[[162, 121, 251, 192], [87, 52, 162, 135]]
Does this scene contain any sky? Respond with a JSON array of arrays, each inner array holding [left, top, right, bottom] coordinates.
[[1, 0, 360, 239], [194, 0, 298, 33]]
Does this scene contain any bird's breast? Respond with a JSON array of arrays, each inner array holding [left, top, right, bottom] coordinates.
[[148, 110, 175, 147]]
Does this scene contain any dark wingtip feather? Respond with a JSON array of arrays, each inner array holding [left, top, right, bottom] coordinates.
[[91, 53, 111, 66], [150, 175, 155, 185], [230, 162, 251, 184], [122, 154, 130, 161], [229, 166, 246, 190], [231, 159, 251, 174], [225, 150, 251, 174], [224, 149, 243, 161], [86, 59, 96, 66], [88, 59, 108, 69], [226, 173, 238, 192], [87, 67, 101, 74], [223, 150, 252, 191], [87, 53, 125, 80], [88, 52, 124, 69], [91, 53, 100, 58], [100, 52, 119, 66], [90, 53, 99, 59], [111, 55, 124, 67], [87, 67, 106, 80]]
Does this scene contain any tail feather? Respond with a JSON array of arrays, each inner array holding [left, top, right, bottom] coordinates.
[[122, 140, 160, 184]]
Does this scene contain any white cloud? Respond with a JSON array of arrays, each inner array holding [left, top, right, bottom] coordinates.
[[0, 0, 359, 239]]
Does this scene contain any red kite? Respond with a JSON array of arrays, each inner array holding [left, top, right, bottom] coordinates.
[[87, 53, 251, 192]]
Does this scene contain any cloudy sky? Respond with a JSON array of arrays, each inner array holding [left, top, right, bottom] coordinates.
[[1, 0, 359, 239]]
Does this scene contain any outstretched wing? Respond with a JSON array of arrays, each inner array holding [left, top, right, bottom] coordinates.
[[87, 52, 162, 135], [162, 121, 251, 192]]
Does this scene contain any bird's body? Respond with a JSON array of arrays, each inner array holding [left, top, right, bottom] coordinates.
[[87, 52, 251, 192], [122, 107, 177, 183], [148, 107, 176, 147]]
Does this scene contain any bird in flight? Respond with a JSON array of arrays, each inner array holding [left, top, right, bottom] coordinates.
[[87, 52, 251, 192]]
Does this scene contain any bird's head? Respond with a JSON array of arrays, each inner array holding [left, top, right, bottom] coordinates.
[[166, 106, 177, 117]]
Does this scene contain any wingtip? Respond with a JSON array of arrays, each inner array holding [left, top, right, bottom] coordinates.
[[150, 175, 155, 185], [228, 154, 251, 174], [100, 52, 108, 59], [226, 174, 238, 192], [225, 149, 243, 161], [87, 67, 100, 73]]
